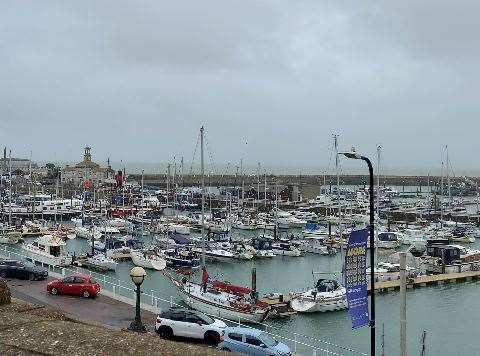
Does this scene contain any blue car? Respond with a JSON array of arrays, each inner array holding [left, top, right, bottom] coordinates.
[[218, 327, 291, 355]]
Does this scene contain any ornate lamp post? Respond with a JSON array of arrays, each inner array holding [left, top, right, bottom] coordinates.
[[128, 266, 147, 332]]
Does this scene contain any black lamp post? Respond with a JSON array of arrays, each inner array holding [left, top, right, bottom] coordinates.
[[340, 151, 376, 356], [128, 266, 147, 333]]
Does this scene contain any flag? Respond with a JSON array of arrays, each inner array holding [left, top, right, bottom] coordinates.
[[345, 228, 369, 329]]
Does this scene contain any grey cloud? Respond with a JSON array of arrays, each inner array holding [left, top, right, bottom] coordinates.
[[0, 1, 479, 175]]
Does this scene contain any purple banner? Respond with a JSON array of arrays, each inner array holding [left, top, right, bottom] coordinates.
[[345, 228, 369, 329]]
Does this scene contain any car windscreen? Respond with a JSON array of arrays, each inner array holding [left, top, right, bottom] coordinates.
[[200, 314, 215, 324], [258, 332, 278, 347]]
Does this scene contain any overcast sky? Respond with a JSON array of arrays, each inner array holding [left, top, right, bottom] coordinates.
[[0, 1, 478, 175]]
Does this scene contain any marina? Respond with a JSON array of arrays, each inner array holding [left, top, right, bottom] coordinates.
[[2, 140, 480, 355], [2, 3, 480, 354]]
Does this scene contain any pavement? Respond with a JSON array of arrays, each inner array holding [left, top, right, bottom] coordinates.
[[5, 277, 157, 330]]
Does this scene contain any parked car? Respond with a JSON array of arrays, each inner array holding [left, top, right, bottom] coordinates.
[[47, 273, 100, 298], [218, 327, 291, 355], [155, 307, 226, 345], [0, 259, 48, 280]]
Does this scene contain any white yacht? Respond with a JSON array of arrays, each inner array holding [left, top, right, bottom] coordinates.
[[299, 237, 331, 255], [22, 234, 72, 266], [368, 262, 419, 282], [290, 279, 347, 313], [130, 250, 167, 271], [107, 218, 132, 231], [231, 220, 257, 230], [271, 242, 303, 257], [75, 226, 102, 240], [165, 272, 270, 324], [377, 231, 403, 249], [274, 210, 307, 229], [0, 224, 22, 244], [86, 254, 118, 271]]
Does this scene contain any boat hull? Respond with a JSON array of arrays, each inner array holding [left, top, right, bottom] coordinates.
[[169, 278, 268, 323]]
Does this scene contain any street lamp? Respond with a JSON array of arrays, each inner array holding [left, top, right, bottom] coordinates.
[[340, 150, 376, 356], [128, 266, 147, 333]]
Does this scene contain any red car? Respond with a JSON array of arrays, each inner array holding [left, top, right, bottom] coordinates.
[[47, 273, 100, 298]]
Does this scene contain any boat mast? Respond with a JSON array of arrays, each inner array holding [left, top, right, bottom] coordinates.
[[173, 156, 177, 217], [166, 163, 170, 212], [376, 145, 381, 218], [8, 149, 12, 226], [256, 162, 260, 210], [440, 160, 444, 227], [200, 127, 206, 267], [446, 145, 451, 207], [240, 158, 244, 211], [334, 135, 341, 238], [264, 169, 267, 208], [141, 169, 144, 235]]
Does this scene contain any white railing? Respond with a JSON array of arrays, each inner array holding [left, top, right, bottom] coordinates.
[[0, 244, 366, 356]]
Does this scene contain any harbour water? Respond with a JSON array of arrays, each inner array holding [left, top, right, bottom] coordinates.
[[19, 226, 479, 356]]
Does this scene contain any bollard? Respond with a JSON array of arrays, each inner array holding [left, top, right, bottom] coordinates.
[[62, 268, 65, 276], [312, 349, 316, 356], [155, 298, 158, 310], [170, 295, 173, 307], [151, 290, 154, 305], [113, 285, 116, 296]]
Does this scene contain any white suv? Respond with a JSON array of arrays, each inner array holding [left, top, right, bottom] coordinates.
[[155, 307, 227, 345]]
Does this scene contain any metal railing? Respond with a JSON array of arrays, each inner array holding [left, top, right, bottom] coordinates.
[[0, 244, 366, 355]]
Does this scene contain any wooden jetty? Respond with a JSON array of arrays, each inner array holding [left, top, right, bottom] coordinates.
[[369, 270, 480, 294]]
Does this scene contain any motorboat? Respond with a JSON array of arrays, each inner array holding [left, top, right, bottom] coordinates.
[[449, 226, 476, 243], [291, 210, 318, 221], [368, 262, 419, 282], [86, 254, 118, 271], [131, 250, 167, 271], [162, 248, 201, 269], [75, 226, 102, 240], [166, 223, 191, 235], [22, 234, 72, 266], [231, 220, 257, 230], [290, 279, 347, 313], [271, 242, 302, 257], [249, 238, 276, 258], [401, 228, 426, 246], [298, 237, 332, 255], [376, 232, 403, 249], [0, 224, 22, 244], [192, 247, 237, 263], [107, 218, 132, 231], [274, 210, 307, 229]]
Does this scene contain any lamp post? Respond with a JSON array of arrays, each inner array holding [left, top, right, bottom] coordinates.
[[340, 151, 376, 356], [128, 266, 147, 332]]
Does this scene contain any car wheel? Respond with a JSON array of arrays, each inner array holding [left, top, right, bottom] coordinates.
[[204, 331, 220, 346], [158, 326, 173, 339], [82, 290, 90, 298], [0, 271, 7, 279], [50, 288, 58, 295], [220, 348, 231, 352]]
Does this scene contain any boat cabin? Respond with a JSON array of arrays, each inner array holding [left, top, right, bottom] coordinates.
[[315, 279, 340, 292], [251, 238, 273, 250], [426, 245, 461, 265], [378, 232, 400, 242]]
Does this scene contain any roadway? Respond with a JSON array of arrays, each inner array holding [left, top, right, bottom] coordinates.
[[4, 277, 157, 330]]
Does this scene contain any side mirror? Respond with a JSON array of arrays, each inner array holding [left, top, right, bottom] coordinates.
[[259, 343, 267, 348], [197, 320, 203, 326]]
